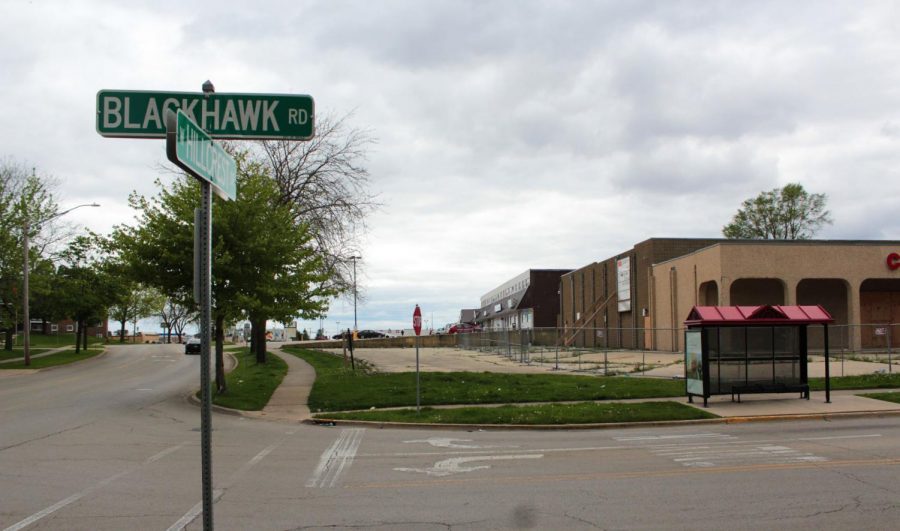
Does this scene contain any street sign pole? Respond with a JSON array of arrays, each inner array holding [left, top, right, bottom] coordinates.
[[165, 92, 237, 531], [198, 180, 214, 531], [416, 335, 420, 413], [413, 305, 422, 413], [98, 81, 314, 531]]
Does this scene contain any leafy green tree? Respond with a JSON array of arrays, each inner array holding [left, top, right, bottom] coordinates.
[[0, 161, 58, 350], [217, 160, 330, 363], [54, 235, 118, 352], [723, 183, 832, 239], [160, 298, 195, 343], [114, 153, 331, 390], [108, 284, 165, 343]]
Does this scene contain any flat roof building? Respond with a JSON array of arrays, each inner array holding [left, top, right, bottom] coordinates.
[[650, 240, 900, 352], [560, 238, 722, 349], [475, 269, 571, 330], [561, 238, 900, 353]]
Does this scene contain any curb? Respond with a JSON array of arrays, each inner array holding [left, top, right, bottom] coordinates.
[[304, 407, 900, 431]]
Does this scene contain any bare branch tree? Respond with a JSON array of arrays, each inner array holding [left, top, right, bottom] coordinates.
[[250, 112, 379, 298], [160, 298, 195, 343]]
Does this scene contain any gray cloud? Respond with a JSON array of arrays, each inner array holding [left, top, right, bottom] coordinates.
[[2, 0, 899, 333]]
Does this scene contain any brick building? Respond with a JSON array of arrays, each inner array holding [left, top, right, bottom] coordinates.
[[561, 238, 900, 353]]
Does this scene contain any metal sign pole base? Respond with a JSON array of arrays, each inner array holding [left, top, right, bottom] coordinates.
[[199, 181, 214, 530]]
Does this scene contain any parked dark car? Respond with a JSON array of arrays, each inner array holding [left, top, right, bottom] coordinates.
[[358, 330, 386, 339], [184, 338, 202, 354], [332, 331, 350, 340]]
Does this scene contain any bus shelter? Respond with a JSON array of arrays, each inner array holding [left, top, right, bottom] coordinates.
[[684, 305, 834, 407]]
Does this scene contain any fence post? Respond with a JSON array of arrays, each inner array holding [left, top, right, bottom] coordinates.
[[505, 325, 511, 359], [889, 326, 893, 374], [555, 327, 560, 370]]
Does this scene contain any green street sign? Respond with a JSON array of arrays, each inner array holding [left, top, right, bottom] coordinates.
[[97, 89, 314, 139], [166, 110, 237, 200]]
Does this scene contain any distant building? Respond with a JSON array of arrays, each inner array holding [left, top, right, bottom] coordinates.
[[458, 309, 477, 324], [560, 238, 721, 350], [31, 319, 108, 338], [475, 269, 571, 330]]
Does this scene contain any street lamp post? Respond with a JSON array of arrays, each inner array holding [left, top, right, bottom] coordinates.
[[350, 255, 361, 332], [22, 202, 100, 366]]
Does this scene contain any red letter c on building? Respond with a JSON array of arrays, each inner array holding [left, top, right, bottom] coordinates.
[[888, 253, 900, 271]]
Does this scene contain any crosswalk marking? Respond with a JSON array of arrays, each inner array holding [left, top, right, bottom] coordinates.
[[615, 432, 828, 468], [306, 428, 365, 488]]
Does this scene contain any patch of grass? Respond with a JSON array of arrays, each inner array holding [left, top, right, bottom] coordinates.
[[860, 391, 900, 404], [284, 347, 685, 412], [316, 401, 717, 425], [0, 348, 104, 369], [211, 348, 288, 411], [0, 348, 52, 361], [810, 373, 900, 391], [24, 334, 104, 348]]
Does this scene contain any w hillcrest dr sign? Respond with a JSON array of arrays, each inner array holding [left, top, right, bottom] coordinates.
[[96, 90, 314, 139]]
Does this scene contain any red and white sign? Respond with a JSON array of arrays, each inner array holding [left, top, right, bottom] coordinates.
[[413, 305, 422, 336]]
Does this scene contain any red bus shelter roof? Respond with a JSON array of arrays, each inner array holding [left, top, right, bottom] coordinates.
[[685, 305, 833, 326]]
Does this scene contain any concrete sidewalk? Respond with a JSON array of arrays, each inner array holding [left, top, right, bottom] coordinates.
[[254, 347, 316, 421], [687, 388, 900, 419], [0, 345, 74, 365]]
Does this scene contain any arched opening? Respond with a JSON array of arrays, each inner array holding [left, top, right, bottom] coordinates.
[[797, 278, 850, 350], [730, 278, 785, 306], [698, 281, 719, 306], [860, 279, 900, 349]]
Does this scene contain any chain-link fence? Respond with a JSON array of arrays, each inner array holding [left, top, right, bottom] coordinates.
[[454, 326, 685, 376], [454, 324, 900, 377]]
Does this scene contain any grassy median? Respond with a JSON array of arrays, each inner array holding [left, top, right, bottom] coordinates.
[[810, 372, 900, 391], [317, 401, 717, 425], [283, 347, 686, 412], [860, 391, 900, 404], [211, 348, 287, 411]]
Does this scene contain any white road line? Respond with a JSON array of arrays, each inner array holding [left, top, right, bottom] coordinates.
[[3, 443, 187, 531], [647, 440, 829, 468], [306, 428, 365, 488], [167, 428, 298, 531], [165, 490, 223, 531], [395, 454, 544, 477], [358, 445, 628, 458], [797, 434, 882, 441], [615, 433, 735, 442]]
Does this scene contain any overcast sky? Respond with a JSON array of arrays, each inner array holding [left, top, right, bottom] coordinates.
[[3, 0, 900, 335]]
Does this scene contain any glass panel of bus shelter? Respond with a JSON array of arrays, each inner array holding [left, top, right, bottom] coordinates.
[[706, 327, 721, 393], [746, 326, 774, 385], [773, 326, 801, 385], [717, 326, 746, 393]]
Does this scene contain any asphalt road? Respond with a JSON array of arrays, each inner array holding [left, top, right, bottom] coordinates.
[[2, 344, 900, 530]]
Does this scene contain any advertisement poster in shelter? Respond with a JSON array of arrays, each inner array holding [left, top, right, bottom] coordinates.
[[685, 330, 704, 395]]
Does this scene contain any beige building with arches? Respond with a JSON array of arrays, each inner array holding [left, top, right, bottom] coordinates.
[[649, 240, 900, 352]]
